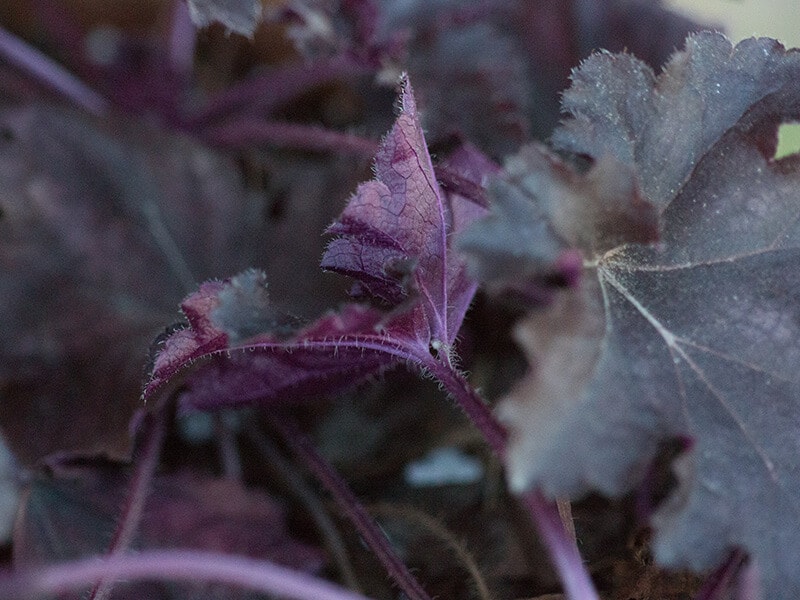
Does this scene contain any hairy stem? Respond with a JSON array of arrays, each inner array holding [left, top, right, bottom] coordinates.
[[370, 503, 494, 600], [0, 550, 371, 600], [88, 401, 171, 600], [269, 416, 433, 600], [0, 26, 108, 115], [417, 354, 507, 458], [420, 353, 594, 599]]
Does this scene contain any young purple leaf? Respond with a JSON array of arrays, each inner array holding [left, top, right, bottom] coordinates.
[[472, 32, 800, 599], [144, 77, 494, 414], [144, 270, 402, 409], [321, 76, 489, 355]]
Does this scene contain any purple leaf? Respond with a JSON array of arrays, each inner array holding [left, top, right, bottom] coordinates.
[[321, 76, 489, 353], [472, 33, 800, 598], [145, 78, 494, 411], [144, 269, 404, 409]]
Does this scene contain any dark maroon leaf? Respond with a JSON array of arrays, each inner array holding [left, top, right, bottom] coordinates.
[[515, 0, 710, 139], [478, 33, 800, 598], [14, 462, 323, 599], [268, 1, 706, 157], [377, 1, 531, 157], [0, 106, 265, 464], [187, 0, 262, 37]]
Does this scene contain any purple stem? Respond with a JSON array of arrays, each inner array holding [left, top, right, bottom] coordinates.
[[0, 25, 108, 116], [0, 550, 372, 600], [523, 490, 599, 600], [202, 119, 379, 156], [188, 55, 376, 126], [269, 416, 433, 600], [694, 550, 747, 600], [168, 0, 197, 77], [419, 352, 599, 600], [88, 404, 170, 600], [416, 353, 507, 458], [734, 560, 761, 600], [245, 424, 363, 592]]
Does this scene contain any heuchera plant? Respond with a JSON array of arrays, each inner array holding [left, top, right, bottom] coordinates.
[[4, 1, 800, 599]]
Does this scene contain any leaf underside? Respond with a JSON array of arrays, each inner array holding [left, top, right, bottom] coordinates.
[[472, 32, 800, 598]]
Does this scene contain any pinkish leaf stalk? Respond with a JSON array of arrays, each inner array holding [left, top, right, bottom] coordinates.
[[89, 404, 171, 600], [416, 352, 507, 458], [0, 550, 372, 600], [245, 424, 363, 592], [734, 561, 762, 600], [0, 26, 108, 116], [694, 550, 746, 600], [420, 351, 598, 600], [202, 119, 379, 156], [270, 416, 433, 600], [523, 490, 599, 600]]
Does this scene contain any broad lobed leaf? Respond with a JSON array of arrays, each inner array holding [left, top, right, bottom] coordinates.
[[466, 32, 800, 598]]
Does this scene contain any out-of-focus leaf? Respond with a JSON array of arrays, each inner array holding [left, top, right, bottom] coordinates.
[[267, 1, 706, 156], [459, 143, 658, 299], [369, 0, 708, 154], [377, 0, 531, 157], [186, 0, 263, 37], [14, 462, 324, 599], [0, 106, 265, 464], [471, 33, 800, 598], [515, 0, 710, 138]]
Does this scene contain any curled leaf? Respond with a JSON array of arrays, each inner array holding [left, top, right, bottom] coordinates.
[[459, 143, 657, 299], [321, 75, 489, 351]]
